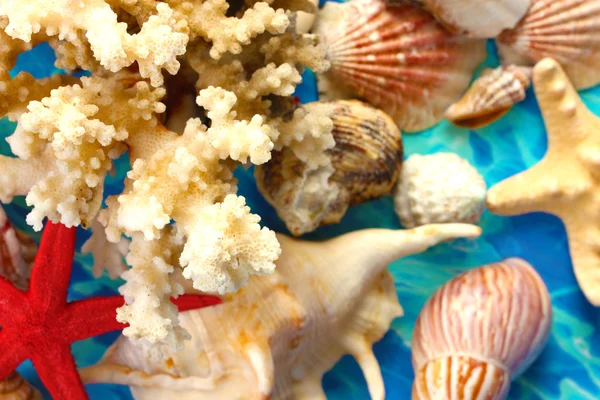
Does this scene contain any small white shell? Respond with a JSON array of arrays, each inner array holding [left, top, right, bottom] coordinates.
[[412, 258, 552, 399], [393, 153, 486, 228]]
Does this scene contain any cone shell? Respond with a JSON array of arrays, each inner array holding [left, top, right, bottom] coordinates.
[[0, 372, 42, 400], [314, 0, 486, 132], [256, 100, 403, 236], [412, 258, 552, 400], [445, 65, 532, 129], [497, 0, 600, 90], [414, 0, 531, 38]]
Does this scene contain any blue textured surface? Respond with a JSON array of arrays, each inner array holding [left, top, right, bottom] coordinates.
[[2, 35, 600, 400]]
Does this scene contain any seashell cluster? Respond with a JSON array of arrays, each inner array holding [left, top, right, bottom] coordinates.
[[497, 0, 600, 90], [256, 100, 403, 236], [81, 224, 482, 400], [412, 258, 552, 399], [0, 372, 42, 400], [445, 65, 532, 129], [393, 153, 486, 228], [314, 0, 486, 132], [413, 0, 531, 38]]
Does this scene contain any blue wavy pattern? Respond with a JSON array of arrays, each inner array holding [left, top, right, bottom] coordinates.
[[2, 26, 599, 400]]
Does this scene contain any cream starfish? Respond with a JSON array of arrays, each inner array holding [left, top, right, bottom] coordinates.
[[487, 58, 600, 306]]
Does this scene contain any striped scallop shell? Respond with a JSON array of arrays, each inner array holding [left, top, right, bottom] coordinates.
[[497, 0, 600, 90], [0, 372, 42, 400], [314, 0, 486, 132], [412, 258, 552, 400], [445, 65, 532, 129], [255, 100, 402, 236]]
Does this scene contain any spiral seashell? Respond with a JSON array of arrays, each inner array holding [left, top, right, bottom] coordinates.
[[497, 0, 600, 90], [314, 0, 486, 132], [412, 258, 552, 400], [256, 100, 403, 236], [445, 65, 532, 129], [0, 372, 42, 400], [393, 153, 486, 228], [410, 0, 531, 38]]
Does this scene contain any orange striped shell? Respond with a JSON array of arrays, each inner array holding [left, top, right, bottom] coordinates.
[[497, 0, 600, 90], [315, 0, 486, 132], [412, 258, 552, 399]]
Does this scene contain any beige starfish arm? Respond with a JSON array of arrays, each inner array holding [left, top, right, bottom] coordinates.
[[565, 226, 600, 306]]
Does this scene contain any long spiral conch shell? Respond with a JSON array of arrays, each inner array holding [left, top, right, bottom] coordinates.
[[497, 0, 600, 90], [445, 65, 532, 129], [410, 0, 531, 38], [0, 372, 42, 400], [412, 258, 552, 399], [314, 0, 486, 132], [256, 100, 403, 236], [81, 224, 481, 400]]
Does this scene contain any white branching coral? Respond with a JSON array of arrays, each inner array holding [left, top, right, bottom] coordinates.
[[0, 0, 332, 349]]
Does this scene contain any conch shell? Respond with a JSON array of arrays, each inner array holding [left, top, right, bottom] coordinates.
[[0, 372, 41, 400], [412, 258, 552, 399], [412, 0, 531, 38], [445, 65, 532, 129], [81, 223, 481, 400], [497, 0, 600, 90], [314, 0, 486, 132], [256, 100, 403, 236]]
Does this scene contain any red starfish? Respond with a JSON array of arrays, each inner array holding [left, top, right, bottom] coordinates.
[[0, 221, 221, 399]]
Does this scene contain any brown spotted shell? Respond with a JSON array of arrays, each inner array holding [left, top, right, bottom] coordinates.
[[314, 0, 486, 132], [412, 258, 552, 400], [445, 65, 532, 129], [0, 372, 42, 400], [255, 100, 402, 236], [497, 0, 600, 90]]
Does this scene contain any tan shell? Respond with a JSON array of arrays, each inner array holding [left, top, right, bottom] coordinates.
[[314, 0, 486, 132], [255, 100, 403, 236], [0, 206, 35, 290], [414, 0, 531, 38], [294, 0, 319, 33], [445, 65, 532, 129], [0, 372, 42, 400], [412, 258, 552, 400], [497, 0, 600, 90], [81, 223, 482, 400]]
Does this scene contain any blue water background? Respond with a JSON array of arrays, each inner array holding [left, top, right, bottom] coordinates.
[[1, 27, 599, 400]]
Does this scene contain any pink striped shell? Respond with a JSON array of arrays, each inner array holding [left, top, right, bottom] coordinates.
[[315, 0, 486, 132], [412, 258, 552, 399], [497, 0, 600, 90]]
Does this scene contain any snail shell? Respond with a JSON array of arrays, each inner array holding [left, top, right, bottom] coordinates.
[[412, 258, 552, 399], [0, 372, 42, 400], [445, 65, 532, 129], [256, 100, 403, 236]]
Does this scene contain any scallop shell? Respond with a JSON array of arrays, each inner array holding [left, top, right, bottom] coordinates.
[[445, 65, 532, 129], [497, 0, 600, 90], [413, 0, 531, 38], [256, 100, 403, 236], [80, 223, 482, 400], [412, 258, 552, 400], [393, 153, 486, 228], [0, 372, 42, 400], [314, 0, 486, 132]]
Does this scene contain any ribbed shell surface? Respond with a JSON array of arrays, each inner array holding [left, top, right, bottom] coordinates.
[[412, 258, 552, 377], [316, 0, 486, 132], [0, 372, 42, 400], [497, 0, 600, 90]]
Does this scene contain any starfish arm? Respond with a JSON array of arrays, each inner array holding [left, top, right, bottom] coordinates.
[[28, 222, 77, 311], [171, 294, 222, 312], [0, 277, 26, 321], [32, 343, 88, 400], [63, 296, 126, 343], [565, 225, 600, 306], [0, 332, 29, 382]]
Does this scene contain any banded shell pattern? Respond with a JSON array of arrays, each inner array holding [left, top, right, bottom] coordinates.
[[497, 0, 600, 90], [412, 258, 552, 399], [413, 0, 531, 38], [445, 65, 532, 129], [256, 100, 403, 236], [315, 0, 486, 132], [0, 372, 42, 400], [80, 224, 482, 400]]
